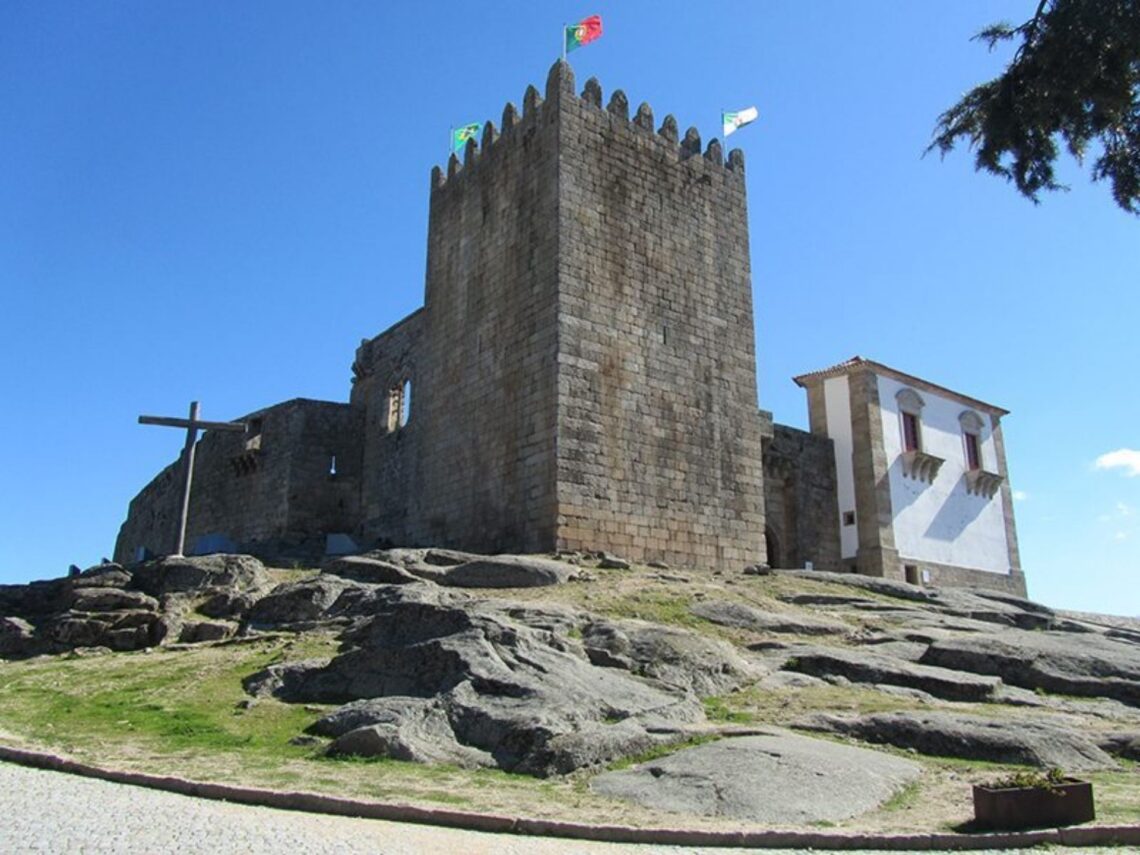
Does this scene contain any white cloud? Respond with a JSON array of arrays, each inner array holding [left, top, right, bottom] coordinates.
[[1012, 490, 1028, 502], [1114, 531, 1129, 542], [1094, 449, 1140, 477]]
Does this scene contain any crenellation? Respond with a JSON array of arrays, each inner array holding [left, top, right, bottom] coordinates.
[[523, 84, 543, 117], [482, 120, 498, 149], [502, 101, 519, 130], [606, 89, 629, 120], [463, 136, 478, 167], [582, 77, 603, 108], [704, 138, 722, 163], [546, 58, 574, 99], [447, 152, 460, 179], [633, 102, 654, 132], [728, 149, 745, 172], [658, 114, 679, 144], [680, 127, 701, 159]]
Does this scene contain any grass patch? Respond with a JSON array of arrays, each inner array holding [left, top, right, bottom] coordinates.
[[881, 780, 922, 812], [605, 734, 719, 772], [702, 695, 756, 724]]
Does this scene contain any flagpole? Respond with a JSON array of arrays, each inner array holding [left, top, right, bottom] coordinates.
[[721, 108, 726, 165], [448, 126, 452, 164], [561, 22, 566, 62]]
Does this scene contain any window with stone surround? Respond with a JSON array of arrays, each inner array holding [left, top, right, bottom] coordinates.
[[896, 387, 943, 483], [896, 388, 925, 452], [959, 410, 984, 470], [386, 378, 413, 433], [959, 410, 1003, 497]]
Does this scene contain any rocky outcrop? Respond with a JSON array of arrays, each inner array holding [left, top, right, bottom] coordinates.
[[691, 599, 850, 636], [795, 711, 1116, 771], [129, 554, 269, 598], [782, 646, 1003, 702], [242, 584, 753, 776], [590, 732, 922, 824], [356, 549, 581, 588], [0, 555, 272, 656], [919, 630, 1140, 706]]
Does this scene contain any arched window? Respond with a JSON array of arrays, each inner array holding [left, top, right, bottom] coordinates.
[[385, 377, 414, 433]]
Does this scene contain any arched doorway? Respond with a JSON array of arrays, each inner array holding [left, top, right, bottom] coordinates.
[[765, 527, 781, 569]]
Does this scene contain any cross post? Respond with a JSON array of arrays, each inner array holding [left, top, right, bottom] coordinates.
[[138, 401, 247, 557]]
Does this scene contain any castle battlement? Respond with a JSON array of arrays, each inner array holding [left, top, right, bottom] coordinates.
[[431, 61, 744, 193]]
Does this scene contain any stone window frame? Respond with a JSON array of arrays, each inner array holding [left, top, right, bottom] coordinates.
[[385, 375, 414, 433], [959, 410, 1004, 498], [895, 388, 926, 452], [896, 387, 944, 483], [958, 410, 985, 472]]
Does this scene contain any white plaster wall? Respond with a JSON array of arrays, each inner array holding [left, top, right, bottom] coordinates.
[[824, 376, 858, 559], [877, 375, 1011, 575]]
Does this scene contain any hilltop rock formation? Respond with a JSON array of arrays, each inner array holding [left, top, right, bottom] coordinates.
[[591, 731, 922, 824], [244, 583, 755, 776]]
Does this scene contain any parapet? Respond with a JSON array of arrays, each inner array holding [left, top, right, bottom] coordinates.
[[431, 59, 746, 192]]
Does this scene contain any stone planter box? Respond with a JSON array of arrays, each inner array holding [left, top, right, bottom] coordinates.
[[973, 779, 1095, 831]]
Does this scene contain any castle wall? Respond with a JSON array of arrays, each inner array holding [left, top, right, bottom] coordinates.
[[114, 399, 361, 563], [551, 65, 766, 567], [405, 81, 562, 553], [351, 310, 425, 545], [763, 424, 840, 571]]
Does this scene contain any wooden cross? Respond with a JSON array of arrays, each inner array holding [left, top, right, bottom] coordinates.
[[138, 401, 247, 557]]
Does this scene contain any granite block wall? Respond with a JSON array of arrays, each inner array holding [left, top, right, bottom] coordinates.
[[113, 399, 361, 564], [403, 78, 562, 553], [550, 62, 766, 567], [763, 424, 840, 571], [351, 310, 425, 545]]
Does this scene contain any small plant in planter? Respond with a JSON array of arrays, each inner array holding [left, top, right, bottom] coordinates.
[[973, 768, 1095, 831]]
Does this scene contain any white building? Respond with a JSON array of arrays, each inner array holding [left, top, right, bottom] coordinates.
[[793, 357, 1024, 596]]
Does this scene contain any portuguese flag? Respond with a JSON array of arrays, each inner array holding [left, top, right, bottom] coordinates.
[[565, 15, 603, 53]]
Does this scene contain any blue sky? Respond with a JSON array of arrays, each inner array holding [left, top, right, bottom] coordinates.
[[2, 2, 1137, 615]]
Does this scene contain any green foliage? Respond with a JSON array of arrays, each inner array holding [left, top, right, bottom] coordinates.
[[929, 0, 1140, 214], [986, 767, 1068, 790]]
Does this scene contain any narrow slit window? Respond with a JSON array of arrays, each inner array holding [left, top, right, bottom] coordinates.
[[400, 379, 412, 427], [964, 432, 981, 471], [902, 411, 920, 452]]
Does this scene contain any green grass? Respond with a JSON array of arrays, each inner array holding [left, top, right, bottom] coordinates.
[[604, 734, 718, 772], [881, 780, 922, 812], [0, 640, 333, 760], [702, 695, 756, 724]]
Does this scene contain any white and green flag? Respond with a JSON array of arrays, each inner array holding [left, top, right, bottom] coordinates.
[[722, 106, 759, 137]]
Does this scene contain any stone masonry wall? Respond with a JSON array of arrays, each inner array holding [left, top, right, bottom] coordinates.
[[403, 77, 562, 553], [551, 62, 767, 568], [763, 424, 840, 571], [114, 399, 361, 564], [351, 310, 425, 545]]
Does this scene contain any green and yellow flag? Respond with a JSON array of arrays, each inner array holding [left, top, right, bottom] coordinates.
[[452, 123, 480, 154]]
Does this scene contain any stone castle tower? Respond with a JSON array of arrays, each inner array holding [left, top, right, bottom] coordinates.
[[349, 61, 766, 567]]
